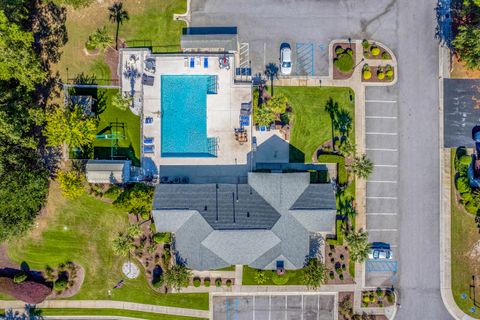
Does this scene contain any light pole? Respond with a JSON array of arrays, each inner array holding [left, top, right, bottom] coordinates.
[[353, 58, 365, 70]]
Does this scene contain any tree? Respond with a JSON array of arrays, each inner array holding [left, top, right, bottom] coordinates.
[[57, 169, 85, 199], [45, 105, 97, 148], [254, 270, 267, 284], [335, 109, 352, 137], [86, 26, 112, 51], [113, 184, 154, 217], [112, 232, 135, 257], [264, 63, 279, 96], [111, 92, 131, 111], [0, 11, 46, 89], [345, 229, 370, 263], [301, 258, 327, 289], [108, 2, 129, 50], [268, 94, 288, 117], [453, 24, 480, 69], [350, 154, 374, 180], [164, 264, 191, 291], [127, 223, 142, 238], [324, 98, 339, 150]]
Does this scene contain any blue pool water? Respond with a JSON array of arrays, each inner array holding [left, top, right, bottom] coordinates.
[[161, 75, 216, 157]]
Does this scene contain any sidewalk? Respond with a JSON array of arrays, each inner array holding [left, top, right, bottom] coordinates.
[[0, 300, 209, 319]]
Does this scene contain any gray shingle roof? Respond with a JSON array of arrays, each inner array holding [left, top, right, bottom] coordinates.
[[85, 160, 130, 184], [153, 184, 280, 230], [152, 172, 336, 271]]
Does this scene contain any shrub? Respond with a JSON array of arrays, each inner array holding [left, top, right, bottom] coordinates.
[[334, 53, 354, 73], [362, 301, 369, 307], [465, 201, 478, 214], [226, 279, 232, 287], [154, 232, 171, 244], [215, 278, 222, 287], [369, 294, 376, 303], [345, 48, 353, 56], [329, 271, 335, 279], [57, 169, 85, 199], [371, 46, 380, 56], [340, 254, 344, 261], [111, 93, 132, 111], [386, 291, 394, 304], [376, 288, 384, 296], [363, 70, 372, 80], [254, 270, 267, 284], [193, 278, 201, 287], [456, 176, 471, 194], [339, 273, 344, 280], [362, 39, 370, 49], [382, 51, 391, 59], [461, 192, 473, 202], [204, 278, 211, 287], [54, 278, 68, 291], [335, 46, 345, 55], [272, 272, 290, 285], [150, 223, 157, 233], [377, 72, 385, 80], [0, 277, 51, 304], [85, 26, 112, 51], [362, 294, 370, 303], [13, 272, 27, 284], [141, 211, 151, 220], [104, 185, 121, 200], [386, 69, 394, 78]]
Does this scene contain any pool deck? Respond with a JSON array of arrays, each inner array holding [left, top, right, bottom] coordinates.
[[136, 53, 252, 176]]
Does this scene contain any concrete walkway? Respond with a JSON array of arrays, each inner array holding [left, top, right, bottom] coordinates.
[[0, 300, 209, 319]]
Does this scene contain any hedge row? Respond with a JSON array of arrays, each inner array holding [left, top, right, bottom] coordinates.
[[317, 154, 347, 185]]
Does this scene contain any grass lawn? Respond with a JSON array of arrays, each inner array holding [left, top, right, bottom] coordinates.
[[242, 266, 303, 285], [451, 149, 480, 318], [5, 183, 208, 310], [55, 0, 186, 81], [38, 309, 206, 320], [275, 86, 355, 163]]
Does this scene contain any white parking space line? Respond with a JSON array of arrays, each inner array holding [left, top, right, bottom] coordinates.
[[269, 295, 271, 320], [365, 116, 398, 119], [365, 99, 397, 103], [366, 148, 398, 152], [366, 132, 398, 136], [367, 228, 399, 232], [368, 180, 397, 183], [301, 295, 304, 320], [253, 296, 256, 320], [285, 297, 287, 320], [367, 196, 398, 200], [367, 212, 398, 215], [374, 164, 398, 168]]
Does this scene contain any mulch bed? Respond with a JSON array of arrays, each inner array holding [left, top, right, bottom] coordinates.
[[338, 291, 355, 320], [361, 66, 395, 83], [361, 289, 395, 308], [104, 46, 119, 85], [325, 245, 354, 284], [363, 43, 392, 60], [49, 263, 85, 299], [332, 42, 356, 80]]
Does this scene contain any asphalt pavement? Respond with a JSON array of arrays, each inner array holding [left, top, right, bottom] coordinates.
[[191, 0, 451, 318]]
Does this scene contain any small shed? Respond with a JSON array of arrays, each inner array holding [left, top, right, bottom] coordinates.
[[86, 160, 131, 184]]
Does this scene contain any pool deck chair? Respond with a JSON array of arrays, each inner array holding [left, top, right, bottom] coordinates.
[[184, 57, 189, 68], [195, 56, 201, 67], [189, 57, 195, 68], [203, 57, 209, 68]]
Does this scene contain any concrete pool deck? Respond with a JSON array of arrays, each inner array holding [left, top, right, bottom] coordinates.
[[136, 53, 252, 176]]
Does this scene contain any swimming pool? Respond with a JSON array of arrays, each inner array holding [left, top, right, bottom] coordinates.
[[161, 75, 216, 157]]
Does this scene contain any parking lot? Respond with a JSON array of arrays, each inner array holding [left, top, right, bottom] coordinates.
[[212, 294, 335, 320], [364, 86, 399, 287], [191, 0, 398, 76]]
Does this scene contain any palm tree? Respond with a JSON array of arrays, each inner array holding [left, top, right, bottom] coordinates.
[[324, 98, 339, 150], [335, 109, 352, 137], [345, 228, 370, 263], [112, 232, 134, 257], [350, 154, 374, 180], [109, 2, 129, 50], [264, 63, 279, 96]]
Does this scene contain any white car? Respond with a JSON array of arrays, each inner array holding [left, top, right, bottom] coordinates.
[[368, 248, 393, 260], [280, 43, 292, 75]]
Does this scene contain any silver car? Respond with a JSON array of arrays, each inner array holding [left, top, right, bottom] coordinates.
[[368, 248, 393, 260], [280, 43, 292, 75]]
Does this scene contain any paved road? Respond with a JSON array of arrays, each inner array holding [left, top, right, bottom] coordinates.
[[191, 0, 451, 318]]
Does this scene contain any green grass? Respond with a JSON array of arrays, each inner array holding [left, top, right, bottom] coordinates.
[[55, 0, 186, 81], [214, 265, 235, 271], [5, 184, 208, 310], [242, 266, 304, 285], [275, 86, 355, 163], [38, 309, 206, 320], [451, 149, 480, 318]]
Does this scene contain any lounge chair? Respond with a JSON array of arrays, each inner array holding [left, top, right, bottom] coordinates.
[[195, 56, 201, 67], [184, 57, 188, 68], [189, 57, 195, 68], [203, 57, 209, 68]]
